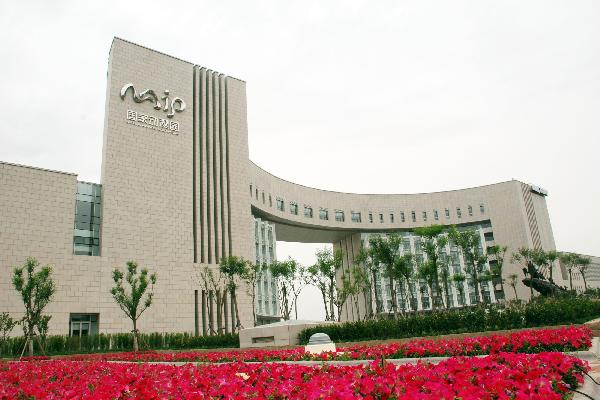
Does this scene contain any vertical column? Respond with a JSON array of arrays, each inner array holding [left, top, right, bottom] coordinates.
[[219, 74, 230, 259], [194, 290, 199, 336], [201, 290, 207, 336], [212, 73, 221, 263], [205, 71, 214, 264], [199, 68, 209, 263]]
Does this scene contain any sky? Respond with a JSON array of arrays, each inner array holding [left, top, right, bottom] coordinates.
[[1, 1, 599, 321]]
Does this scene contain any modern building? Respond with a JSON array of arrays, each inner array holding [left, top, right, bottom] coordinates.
[[0, 38, 595, 335]]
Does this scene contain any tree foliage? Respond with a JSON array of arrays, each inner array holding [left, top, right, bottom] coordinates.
[[12, 257, 55, 356], [110, 261, 157, 351]]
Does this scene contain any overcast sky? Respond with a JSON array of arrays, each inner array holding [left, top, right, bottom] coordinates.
[[1, 1, 598, 321]]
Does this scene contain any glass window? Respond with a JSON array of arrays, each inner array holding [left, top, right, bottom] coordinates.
[[379, 213, 384, 223], [249, 184, 253, 196], [445, 208, 450, 218], [290, 202, 298, 215], [255, 188, 259, 200], [276, 199, 284, 211], [69, 313, 99, 337], [457, 207, 462, 218], [335, 210, 345, 222], [369, 213, 373, 223], [468, 205, 473, 216], [434, 210, 439, 220], [484, 232, 495, 242], [262, 192, 265, 204], [351, 211, 361, 223], [304, 206, 313, 218], [411, 211, 416, 222], [269, 195, 272, 207], [319, 209, 328, 220], [422, 211, 427, 221], [400, 212, 405, 222], [480, 204, 485, 214], [390, 213, 394, 223], [73, 182, 102, 256]]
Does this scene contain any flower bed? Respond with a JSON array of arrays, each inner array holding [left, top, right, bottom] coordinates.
[[0, 352, 588, 399], [59, 325, 592, 363]]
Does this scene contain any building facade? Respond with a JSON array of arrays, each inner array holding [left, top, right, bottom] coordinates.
[[0, 38, 593, 335]]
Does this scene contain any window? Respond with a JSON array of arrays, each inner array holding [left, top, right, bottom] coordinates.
[[422, 211, 427, 221], [400, 212, 405, 222], [319, 208, 328, 220], [290, 202, 298, 215], [70, 313, 99, 337], [262, 192, 265, 204], [390, 213, 394, 223], [269, 195, 272, 207], [484, 232, 495, 242], [250, 184, 253, 196], [379, 213, 384, 223], [369, 213, 373, 223], [434, 210, 439, 220], [304, 206, 313, 218], [411, 211, 416, 222], [468, 205, 473, 216], [480, 204, 485, 214], [276, 198, 284, 212], [335, 210, 345, 222], [445, 208, 450, 218], [456, 207, 462, 218], [255, 188, 258, 200], [73, 182, 102, 256], [351, 211, 361, 223]]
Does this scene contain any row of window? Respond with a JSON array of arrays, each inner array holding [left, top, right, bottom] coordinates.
[[251, 184, 486, 224]]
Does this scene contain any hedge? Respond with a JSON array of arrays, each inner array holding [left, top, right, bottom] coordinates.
[[0, 332, 239, 358], [298, 297, 600, 344]]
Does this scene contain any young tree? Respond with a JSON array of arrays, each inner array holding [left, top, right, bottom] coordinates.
[[219, 256, 249, 331], [305, 263, 331, 321], [355, 247, 382, 317], [350, 265, 370, 320], [12, 257, 56, 357], [486, 245, 508, 298], [448, 228, 487, 304], [270, 258, 304, 320], [198, 265, 226, 334], [0, 312, 19, 348], [369, 234, 403, 317], [544, 250, 559, 283], [452, 273, 466, 305], [307, 248, 343, 321], [110, 261, 157, 352], [507, 273, 519, 300], [574, 254, 592, 292], [242, 263, 265, 327], [414, 225, 448, 309], [511, 248, 537, 299]]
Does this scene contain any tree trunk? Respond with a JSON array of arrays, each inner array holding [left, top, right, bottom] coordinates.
[[28, 333, 34, 357], [132, 319, 138, 352], [569, 269, 573, 291], [216, 289, 223, 334], [320, 289, 329, 321], [582, 273, 588, 292], [232, 288, 241, 330], [512, 285, 518, 301], [329, 277, 335, 322], [389, 276, 398, 318], [371, 270, 381, 314]]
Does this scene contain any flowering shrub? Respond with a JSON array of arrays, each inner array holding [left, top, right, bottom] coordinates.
[[0, 352, 588, 399], [60, 325, 591, 363]]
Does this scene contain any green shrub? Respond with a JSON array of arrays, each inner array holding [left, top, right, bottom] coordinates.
[[0, 332, 239, 358], [299, 297, 600, 344]]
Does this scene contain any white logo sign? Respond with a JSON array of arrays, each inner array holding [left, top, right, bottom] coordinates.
[[120, 83, 186, 118], [125, 110, 180, 135]]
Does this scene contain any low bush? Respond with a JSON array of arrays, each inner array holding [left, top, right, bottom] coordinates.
[[0, 332, 239, 358], [299, 297, 600, 344]]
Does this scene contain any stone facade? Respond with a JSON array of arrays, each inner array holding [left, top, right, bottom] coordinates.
[[1, 38, 595, 335]]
